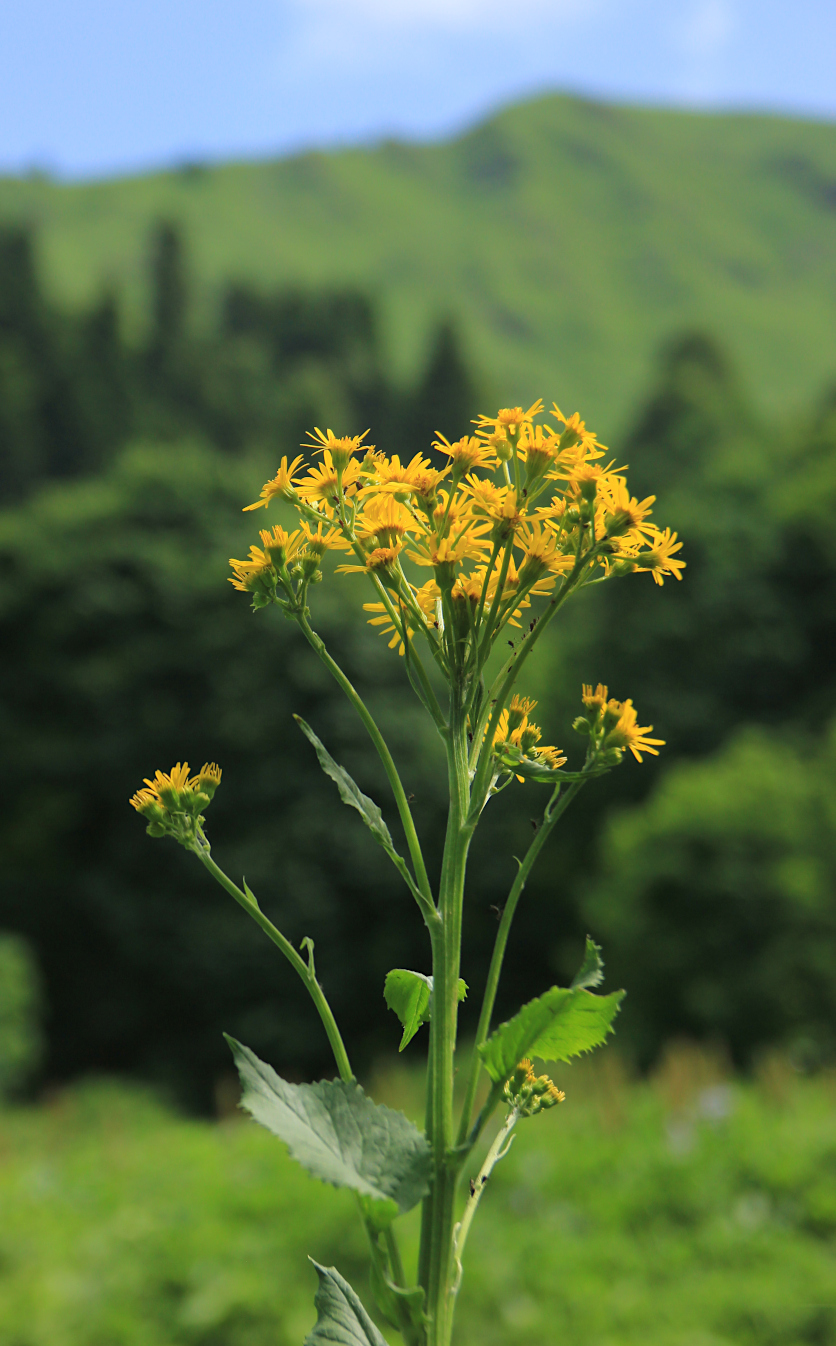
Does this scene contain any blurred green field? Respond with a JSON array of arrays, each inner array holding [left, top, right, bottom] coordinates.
[[2, 94, 836, 431], [2, 1050, 835, 1345]]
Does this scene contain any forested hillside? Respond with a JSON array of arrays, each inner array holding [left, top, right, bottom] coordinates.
[[1, 93, 835, 433]]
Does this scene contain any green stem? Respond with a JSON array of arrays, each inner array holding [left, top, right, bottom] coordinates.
[[419, 688, 473, 1346], [456, 777, 587, 1148], [191, 844, 354, 1084], [294, 609, 436, 913], [450, 1106, 519, 1302]]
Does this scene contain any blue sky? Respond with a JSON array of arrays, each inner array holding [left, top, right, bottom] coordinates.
[[1, 0, 834, 179]]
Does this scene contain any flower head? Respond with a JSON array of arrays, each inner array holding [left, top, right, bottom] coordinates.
[[243, 456, 304, 512]]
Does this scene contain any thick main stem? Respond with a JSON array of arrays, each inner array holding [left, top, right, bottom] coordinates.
[[420, 685, 473, 1346]]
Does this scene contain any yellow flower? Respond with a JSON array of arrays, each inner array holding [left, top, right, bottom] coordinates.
[[463, 477, 523, 539], [581, 683, 609, 713], [299, 519, 345, 556], [228, 545, 275, 593], [337, 543, 403, 585], [603, 699, 665, 762], [258, 525, 304, 565], [355, 495, 413, 548], [602, 479, 656, 540], [636, 527, 686, 585], [433, 434, 496, 479], [518, 424, 560, 486], [474, 401, 543, 437], [297, 452, 363, 509], [365, 452, 441, 494], [189, 762, 222, 799], [141, 762, 192, 809], [508, 694, 537, 731], [243, 455, 304, 512], [129, 787, 164, 819], [515, 521, 574, 587], [304, 426, 372, 471]]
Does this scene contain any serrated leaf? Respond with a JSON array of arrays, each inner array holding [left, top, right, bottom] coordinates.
[[226, 1037, 431, 1224], [305, 1261, 389, 1346], [477, 985, 624, 1084], [295, 716, 394, 852], [384, 969, 468, 1052], [571, 935, 605, 989]]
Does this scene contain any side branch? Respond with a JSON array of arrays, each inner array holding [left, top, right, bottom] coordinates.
[[191, 842, 355, 1084], [456, 776, 587, 1147]]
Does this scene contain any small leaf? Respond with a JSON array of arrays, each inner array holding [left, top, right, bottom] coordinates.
[[295, 716, 394, 852], [478, 985, 624, 1084], [384, 970, 467, 1052], [226, 1037, 431, 1224], [571, 935, 605, 989], [305, 1261, 389, 1346]]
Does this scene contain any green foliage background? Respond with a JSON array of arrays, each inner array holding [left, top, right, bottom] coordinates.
[[1, 93, 836, 1107], [2, 1058, 835, 1345]]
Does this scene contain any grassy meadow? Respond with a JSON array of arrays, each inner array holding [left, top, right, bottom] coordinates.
[[1, 1050, 835, 1346]]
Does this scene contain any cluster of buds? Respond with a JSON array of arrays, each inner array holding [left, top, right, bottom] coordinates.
[[573, 683, 664, 765], [129, 762, 222, 845], [503, 1058, 566, 1117]]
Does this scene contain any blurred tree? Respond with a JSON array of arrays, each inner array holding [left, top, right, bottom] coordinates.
[[584, 725, 836, 1067], [0, 932, 43, 1098], [406, 319, 477, 457]]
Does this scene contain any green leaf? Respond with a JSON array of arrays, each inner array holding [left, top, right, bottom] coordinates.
[[305, 1261, 389, 1346], [225, 1036, 431, 1225], [295, 716, 394, 852], [571, 935, 605, 989], [384, 969, 468, 1052], [477, 985, 624, 1084]]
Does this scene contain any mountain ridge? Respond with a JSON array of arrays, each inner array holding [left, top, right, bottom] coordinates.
[[2, 92, 835, 435]]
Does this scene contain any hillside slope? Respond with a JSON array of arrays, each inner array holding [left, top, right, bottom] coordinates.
[[2, 93, 835, 434]]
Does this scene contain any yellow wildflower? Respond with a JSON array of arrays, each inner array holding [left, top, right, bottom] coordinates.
[[433, 434, 496, 479], [603, 699, 665, 762], [243, 455, 304, 511], [297, 452, 364, 510], [228, 544, 275, 593], [636, 527, 686, 585], [304, 426, 372, 471]]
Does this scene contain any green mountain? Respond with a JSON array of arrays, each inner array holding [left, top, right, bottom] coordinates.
[[2, 93, 835, 435]]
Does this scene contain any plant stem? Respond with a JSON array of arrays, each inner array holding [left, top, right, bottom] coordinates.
[[420, 685, 473, 1346], [191, 845, 355, 1084], [450, 1106, 519, 1302], [456, 777, 587, 1148]]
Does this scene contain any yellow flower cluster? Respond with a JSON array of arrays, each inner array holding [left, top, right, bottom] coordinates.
[[579, 683, 664, 763], [230, 404, 684, 670], [503, 1057, 565, 1115], [130, 762, 222, 839], [492, 694, 567, 780]]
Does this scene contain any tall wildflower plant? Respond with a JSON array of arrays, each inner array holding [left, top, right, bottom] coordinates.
[[131, 401, 683, 1346]]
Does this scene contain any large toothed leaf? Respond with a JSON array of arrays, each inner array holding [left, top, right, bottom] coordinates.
[[295, 716, 394, 852], [384, 969, 468, 1052], [226, 1037, 431, 1225], [477, 985, 624, 1084], [571, 935, 605, 990], [305, 1262, 389, 1346]]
